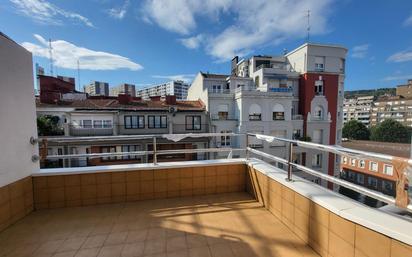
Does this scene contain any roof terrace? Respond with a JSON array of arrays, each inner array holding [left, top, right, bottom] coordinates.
[[0, 133, 411, 257]]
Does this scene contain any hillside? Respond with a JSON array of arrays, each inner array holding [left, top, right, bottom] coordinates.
[[344, 88, 396, 99]]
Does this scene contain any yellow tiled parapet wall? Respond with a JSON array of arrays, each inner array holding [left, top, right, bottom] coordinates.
[[0, 176, 33, 231], [245, 159, 412, 257], [32, 164, 246, 210]]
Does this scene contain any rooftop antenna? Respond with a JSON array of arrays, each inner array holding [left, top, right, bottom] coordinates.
[[306, 10, 311, 43], [48, 38, 54, 76], [77, 59, 81, 91]]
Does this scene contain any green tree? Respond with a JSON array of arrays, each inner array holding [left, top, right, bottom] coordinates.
[[37, 115, 64, 136], [342, 120, 370, 140], [370, 119, 410, 143]]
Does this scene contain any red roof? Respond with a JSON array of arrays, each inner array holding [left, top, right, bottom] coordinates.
[[36, 97, 205, 111]]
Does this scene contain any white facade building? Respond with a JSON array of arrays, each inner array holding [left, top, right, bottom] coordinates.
[[188, 43, 347, 187], [110, 83, 136, 97], [343, 96, 374, 127], [136, 80, 189, 100]]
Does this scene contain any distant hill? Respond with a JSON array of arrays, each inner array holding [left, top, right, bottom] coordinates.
[[344, 88, 396, 99]]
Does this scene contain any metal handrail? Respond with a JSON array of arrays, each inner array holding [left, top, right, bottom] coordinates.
[[245, 133, 412, 212]]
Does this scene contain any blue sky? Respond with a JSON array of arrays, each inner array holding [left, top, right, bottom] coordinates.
[[2, 0, 412, 91]]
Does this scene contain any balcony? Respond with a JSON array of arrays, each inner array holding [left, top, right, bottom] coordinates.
[[69, 124, 114, 136], [211, 114, 238, 121], [0, 133, 411, 257]]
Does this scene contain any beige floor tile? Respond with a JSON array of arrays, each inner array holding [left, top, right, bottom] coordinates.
[[188, 246, 212, 257], [143, 238, 166, 255], [75, 248, 100, 257], [166, 236, 187, 252], [83, 235, 108, 249], [98, 245, 124, 257], [126, 229, 148, 243], [53, 250, 77, 257], [121, 242, 145, 257], [105, 232, 128, 245]]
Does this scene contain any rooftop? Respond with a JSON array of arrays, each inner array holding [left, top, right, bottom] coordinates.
[[36, 97, 205, 111], [342, 140, 411, 158]]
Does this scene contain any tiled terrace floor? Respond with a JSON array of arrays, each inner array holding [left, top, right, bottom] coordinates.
[[0, 193, 319, 257]]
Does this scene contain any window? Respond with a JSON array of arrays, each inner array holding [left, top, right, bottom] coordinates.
[[212, 85, 222, 93], [93, 120, 103, 128], [350, 158, 356, 167], [315, 56, 325, 71], [358, 160, 365, 168], [272, 104, 285, 120], [369, 162, 378, 172], [342, 156, 347, 164], [82, 120, 92, 128], [220, 130, 231, 146], [347, 171, 356, 181], [367, 177, 378, 189], [293, 129, 301, 140], [382, 181, 394, 195], [312, 154, 322, 168], [383, 164, 394, 176], [217, 104, 229, 120], [103, 120, 112, 128], [148, 115, 167, 128], [314, 106, 324, 120], [357, 174, 364, 184], [249, 104, 262, 121], [124, 115, 145, 129], [186, 116, 201, 130], [121, 145, 141, 160], [101, 146, 116, 161], [315, 80, 324, 95]]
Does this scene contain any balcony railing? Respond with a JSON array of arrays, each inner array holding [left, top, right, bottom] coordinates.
[[211, 114, 238, 121], [207, 89, 232, 94], [40, 133, 412, 213]]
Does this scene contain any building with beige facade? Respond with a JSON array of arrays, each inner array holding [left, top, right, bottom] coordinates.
[[343, 95, 374, 127]]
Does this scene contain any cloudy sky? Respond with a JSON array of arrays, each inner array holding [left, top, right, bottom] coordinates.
[[2, 0, 412, 91]]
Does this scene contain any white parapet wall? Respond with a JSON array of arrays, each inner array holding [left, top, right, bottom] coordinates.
[[0, 33, 39, 187]]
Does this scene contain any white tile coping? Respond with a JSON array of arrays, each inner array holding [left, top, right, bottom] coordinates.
[[32, 158, 412, 246], [247, 158, 412, 246], [32, 158, 247, 176]]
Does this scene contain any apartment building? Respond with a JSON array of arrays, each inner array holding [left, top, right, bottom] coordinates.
[[110, 83, 136, 97], [343, 95, 374, 127], [188, 43, 347, 186], [36, 94, 210, 168], [397, 79, 412, 98], [371, 96, 412, 128], [340, 140, 411, 197], [136, 80, 189, 100], [84, 81, 110, 96]]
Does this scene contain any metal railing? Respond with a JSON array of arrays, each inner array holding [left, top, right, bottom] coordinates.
[[39, 132, 411, 212], [245, 133, 412, 212]]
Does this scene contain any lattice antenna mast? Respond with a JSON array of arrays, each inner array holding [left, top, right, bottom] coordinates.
[[77, 59, 81, 91], [48, 38, 54, 76], [306, 10, 311, 42]]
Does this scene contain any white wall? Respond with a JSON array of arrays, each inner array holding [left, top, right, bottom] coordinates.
[[0, 34, 38, 187]]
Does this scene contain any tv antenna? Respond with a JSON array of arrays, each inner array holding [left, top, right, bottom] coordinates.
[[306, 10, 311, 42], [77, 59, 81, 91], [48, 38, 54, 76]]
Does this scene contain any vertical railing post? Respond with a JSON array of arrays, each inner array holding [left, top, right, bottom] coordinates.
[[153, 137, 157, 165], [245, 133, 249, 160], [287, 142, 293, 181]]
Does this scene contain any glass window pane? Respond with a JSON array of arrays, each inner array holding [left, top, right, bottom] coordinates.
[[132, 116, 138, 128], [83, 120, 92, 128]]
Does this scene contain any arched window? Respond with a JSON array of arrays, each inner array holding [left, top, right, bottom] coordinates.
[[272, 104, 285, 120], [249, 104, 262, 121], [314, 106, 324, 120]]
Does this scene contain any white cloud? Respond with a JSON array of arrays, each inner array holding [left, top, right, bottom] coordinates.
[[387, 49, 412, 63], [141, 0, 232, 35], [10, 0, 94, 27], [351, 44, 369, 58], [179, 34, 204, 49], [152, 74, 195, 83], [141, 0, 334, 61], [22, 34, 143, 71], [383, 74, 412, 81], [404, 14, 412, 26], [107, 0, 130, 19]]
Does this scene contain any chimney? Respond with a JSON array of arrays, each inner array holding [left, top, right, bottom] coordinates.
[[150, 96, 161, 101], [165, 95, 177, 105], [231, 56, 238, 75], [118, 94, 131, 104]]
